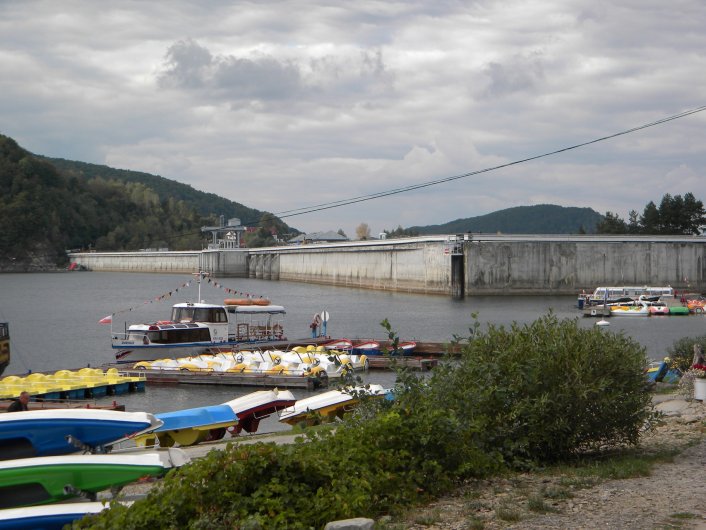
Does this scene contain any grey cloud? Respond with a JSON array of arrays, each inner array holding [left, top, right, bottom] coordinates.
[[481, 53, 545, 98], [158, 39, 391, 104], [214, 55, 301, 100], [158, 39, 301, 99], [159, 39, 214, 89]]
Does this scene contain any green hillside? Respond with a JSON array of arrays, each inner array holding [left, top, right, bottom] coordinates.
[[0, 133, 296, 270], [409, 204, 602, 234], [43, 157, 269, 226]]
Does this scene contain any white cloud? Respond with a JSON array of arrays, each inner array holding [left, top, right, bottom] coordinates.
[[1, 0, 705, 238]]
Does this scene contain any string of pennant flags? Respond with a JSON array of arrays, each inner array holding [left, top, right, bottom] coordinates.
[[98, 276, 268, 324]]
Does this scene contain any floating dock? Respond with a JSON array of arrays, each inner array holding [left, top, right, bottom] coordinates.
[[97, 338, 451, 390], [0, 399, 126, 412], [102, 366, 328, 391]]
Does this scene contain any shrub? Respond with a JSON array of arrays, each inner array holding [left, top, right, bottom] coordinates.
[[72, 313, 653, 528], [422, 313, 654, 466], [667, 335, 706, 371], [73, 396, 500, 529]]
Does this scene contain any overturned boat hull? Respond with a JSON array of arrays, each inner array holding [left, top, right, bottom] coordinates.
[[0, 409, 162, 460], [0, 448, 189, 508], [136, 389, 296, 446]]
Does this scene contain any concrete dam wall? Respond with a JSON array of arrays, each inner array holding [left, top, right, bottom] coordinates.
[[467, 237, 706, 294], [69, 235, 706, 296]]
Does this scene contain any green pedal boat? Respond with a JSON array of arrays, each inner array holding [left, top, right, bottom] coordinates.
[[0, 448, 189, 509]]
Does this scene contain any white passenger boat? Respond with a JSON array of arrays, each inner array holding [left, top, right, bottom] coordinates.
[[112, 300, 286, 363], [584, 285, 674, 306]]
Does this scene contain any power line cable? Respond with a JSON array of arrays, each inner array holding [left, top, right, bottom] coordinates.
[[271, 105, 706, 219], [162, 104, 706, 241]]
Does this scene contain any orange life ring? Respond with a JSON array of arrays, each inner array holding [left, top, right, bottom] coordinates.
[[224, 299, 253, 306], [252, 298, 270, 306]]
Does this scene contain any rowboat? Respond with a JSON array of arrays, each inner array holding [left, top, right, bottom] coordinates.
[[0, 501, 107, 530], [349, 340, 381, 355], [135, 389, 296, 447], [392, 341, 417, 355], [278, 384, 390, 426], [0, 448, 189, 508], [0, 409, 162, 460], [321, 338, 353, 350]]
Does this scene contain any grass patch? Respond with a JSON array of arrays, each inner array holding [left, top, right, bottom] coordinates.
[[527, 494, 559, 514], [466, 516, 486, 529], [413, 510, 442, 525], [550, 446, 681, 483], [670, 512, 699, 520], [465, 499, 488, 512], [541, 484, 573, 500], [496, 502, 523, 522], [653, 385, 679, 395]]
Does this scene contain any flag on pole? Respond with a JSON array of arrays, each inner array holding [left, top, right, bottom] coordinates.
[[98, 315, 113, 325]]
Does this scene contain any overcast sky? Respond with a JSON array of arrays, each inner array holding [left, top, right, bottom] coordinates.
[[1, 1, 705, 237]]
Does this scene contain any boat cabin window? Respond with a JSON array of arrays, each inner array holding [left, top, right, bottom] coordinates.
[[170, 307, 228, 323], [147, 327, 212, 344]]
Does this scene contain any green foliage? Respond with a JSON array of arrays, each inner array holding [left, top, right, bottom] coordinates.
[[42, 156, 276, 228], [597, 193, 706, 235], [0, 134, 298, 264], [667, 335, 706, 371], [383, 225, 419, 239], [426, 313, 653, 466], [410, 204, 603, 235], [596, 211, 628, 234], [71, 314, 655, 528]]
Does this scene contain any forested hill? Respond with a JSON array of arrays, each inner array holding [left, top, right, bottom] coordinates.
[[409, 204, 603, 235], [0, 134, 294, 270], [43, 157, 265, 224]]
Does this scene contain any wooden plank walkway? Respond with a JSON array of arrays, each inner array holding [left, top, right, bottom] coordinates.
[[366, 356, 439, 371]]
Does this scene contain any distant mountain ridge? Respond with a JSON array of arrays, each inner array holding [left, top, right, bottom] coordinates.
[[409, 204, 602, 234]]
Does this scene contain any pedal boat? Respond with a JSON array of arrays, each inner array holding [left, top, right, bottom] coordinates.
[[0, 409, 162, 460]]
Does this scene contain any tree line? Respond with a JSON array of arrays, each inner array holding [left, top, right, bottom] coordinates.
[[597, 193, 706, 235]]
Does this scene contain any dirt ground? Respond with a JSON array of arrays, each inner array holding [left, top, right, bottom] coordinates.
[[398, 396, 706, 530]]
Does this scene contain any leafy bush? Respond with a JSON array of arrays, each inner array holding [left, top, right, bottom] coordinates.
[[73, 313, 653, 528], [667, 335, 706, 371], [74, 400, 500, 529], [421, 313, 653, 466]]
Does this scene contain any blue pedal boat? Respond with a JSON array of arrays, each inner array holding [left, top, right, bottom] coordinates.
[[0, 409, 162, 460]]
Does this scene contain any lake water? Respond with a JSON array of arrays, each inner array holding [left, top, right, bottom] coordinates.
[[0, 271, 702, 426]]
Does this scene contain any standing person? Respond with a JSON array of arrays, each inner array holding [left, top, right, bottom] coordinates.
[[7, 391, 30, 412], [310, 314, 321, 339]]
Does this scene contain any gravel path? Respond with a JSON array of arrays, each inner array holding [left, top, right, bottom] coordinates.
[[401, 397, 706, 530]]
